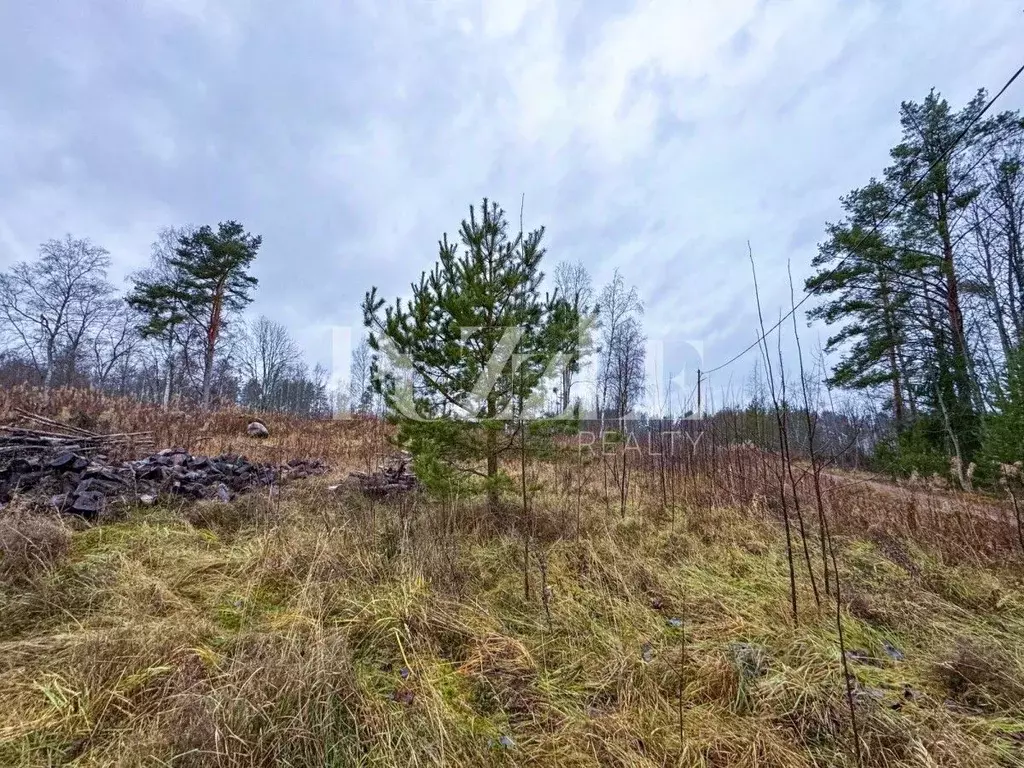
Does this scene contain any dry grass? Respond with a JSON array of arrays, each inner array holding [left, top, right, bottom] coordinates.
[[0, 385, 381, 468], [0, 512, 73, 586], [0, 388, 1022, 766]]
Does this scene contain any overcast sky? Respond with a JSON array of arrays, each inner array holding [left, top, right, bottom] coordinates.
[[1, 1, 1021, 409]]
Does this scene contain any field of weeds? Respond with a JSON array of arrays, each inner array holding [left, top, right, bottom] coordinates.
[[0, 390, 1023, 767]]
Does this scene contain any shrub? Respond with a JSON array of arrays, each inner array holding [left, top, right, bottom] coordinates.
[[872, 416, 949, 478]]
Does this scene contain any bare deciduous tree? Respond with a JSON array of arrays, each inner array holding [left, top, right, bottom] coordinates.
[[349, 335, 374, 413], [89, 301, 142, 390], [607, 316, 647, 422], [0, 235, 114, 390], [553, 260, 597, 412], [237, 315, 301, 410], [597, 268, 644, 424]]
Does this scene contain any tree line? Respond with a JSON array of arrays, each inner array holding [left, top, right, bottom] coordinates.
[[0, 211, 653, 431], [0, 222, 333, 416], [807, 87, 1024, 483]]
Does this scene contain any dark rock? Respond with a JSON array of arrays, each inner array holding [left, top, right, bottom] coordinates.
[[7, 457, 39, 475], [346, 455, 418, 496], [48, 452, 81, 471], [180, 483, 208, 499], [4, 443, 327, 516], [70, 491, 105, 517], [137, 464, 168, 482], [74, 478, 124, 496], [83, 467, 127, 485], [882, 640, 905, 662], [12, 470, 47, 490]]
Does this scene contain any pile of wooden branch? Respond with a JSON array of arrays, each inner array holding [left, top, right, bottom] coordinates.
[[0, 409, 155, 457], [346, 454, 419, 496]]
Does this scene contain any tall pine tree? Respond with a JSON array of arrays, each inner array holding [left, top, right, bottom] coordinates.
[[887, 89, 991, 460], [128, 221, 260, 407], [807, 180, 918, 426]]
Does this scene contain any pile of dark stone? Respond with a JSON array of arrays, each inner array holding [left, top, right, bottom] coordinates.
[[0, 447, 329, 519], [343, 453, 419, 497]]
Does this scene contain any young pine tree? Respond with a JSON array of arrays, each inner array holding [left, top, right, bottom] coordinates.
[[362, 199, 578, 513]]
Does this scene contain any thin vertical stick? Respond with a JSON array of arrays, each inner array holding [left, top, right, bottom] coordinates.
[[749, 243, 799, 625], [778, 310, 821, 607], [789, 262, 831, 596], [677, 609, 687, 749]]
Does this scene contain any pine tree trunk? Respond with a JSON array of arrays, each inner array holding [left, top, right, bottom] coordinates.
[[939, 196, 968, 361], [486, 393, 499, 514], [201, 284, 225, 409], [201, 343, 215, 408], [879, 278, 905, 426]]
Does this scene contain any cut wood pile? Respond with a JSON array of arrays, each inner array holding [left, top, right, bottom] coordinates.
[[345, 454, 419, 496], [1, 409, 155, 457], [0, 412, 328, 518]]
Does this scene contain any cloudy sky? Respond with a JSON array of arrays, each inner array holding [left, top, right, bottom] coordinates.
[[1, 1, 1021, 408]]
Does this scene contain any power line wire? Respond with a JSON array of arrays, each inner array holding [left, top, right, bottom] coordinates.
[[702, 62, 1024, 376]]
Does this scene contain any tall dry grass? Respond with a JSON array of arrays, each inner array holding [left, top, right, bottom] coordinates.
[[0, 387, 1022, 766], [0, 385, 384, 469]]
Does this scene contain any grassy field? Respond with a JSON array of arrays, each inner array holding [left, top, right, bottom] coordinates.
[[1, 392, 1023, 767]]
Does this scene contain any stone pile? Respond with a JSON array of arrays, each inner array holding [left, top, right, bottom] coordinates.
[[345, 453, 419, 497], [0, 447, 329, 519]]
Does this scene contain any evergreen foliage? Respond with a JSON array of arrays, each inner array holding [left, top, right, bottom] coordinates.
[[362, 199, 580, 510], [128, 221, 261, 407], [807, 89, 1024, 479]]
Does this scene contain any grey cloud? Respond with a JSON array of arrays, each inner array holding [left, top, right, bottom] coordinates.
[[1, 0, 1021, 386]]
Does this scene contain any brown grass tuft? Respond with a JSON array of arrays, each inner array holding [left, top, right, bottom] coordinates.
[[934, 637, 1024, 713], [0, 512, 72, 585]]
